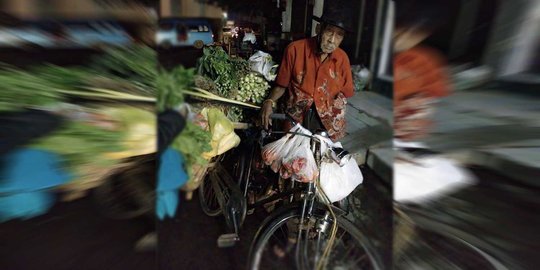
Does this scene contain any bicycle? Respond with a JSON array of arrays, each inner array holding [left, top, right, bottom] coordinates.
[[198, 113, 382, 269]]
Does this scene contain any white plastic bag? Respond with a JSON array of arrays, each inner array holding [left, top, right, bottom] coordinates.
[[394, 155, 475, 203], [249, 51, 278, 81], [319, 158, 363, 203], [351, 64, 372, 91], [261, 135, 289, 166], [243, 32, 256, 44]]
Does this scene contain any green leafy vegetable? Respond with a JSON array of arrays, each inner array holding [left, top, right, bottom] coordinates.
[[196, 46, 250, 97], [30, 121, 126, 173], [170, 122, 212, 178]]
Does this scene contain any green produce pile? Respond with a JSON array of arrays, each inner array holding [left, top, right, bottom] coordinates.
[[236, 72, 271, 104], [194, 46, 272, 121], [90, 45, 157, 96], [30, 121, 126, 170], [0, 45, 213, 182], [157, 66, 194, 112], [196, 46, 250, 97], [0, 65, 65, 112], [0, 45, 157, 113], [169, 121, 212, 178]]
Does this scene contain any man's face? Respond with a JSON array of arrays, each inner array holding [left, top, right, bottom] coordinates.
[[320, 25, 345, 54]]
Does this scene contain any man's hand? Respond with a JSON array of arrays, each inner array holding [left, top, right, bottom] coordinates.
[[260, 86, 286, 130], [260, 100, 274, 130]]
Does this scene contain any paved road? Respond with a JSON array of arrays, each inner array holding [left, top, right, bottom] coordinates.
[[394, 167, 540, 270], [0, 191, 156, 270]]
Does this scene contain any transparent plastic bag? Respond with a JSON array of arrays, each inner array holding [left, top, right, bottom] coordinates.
[[290, 145, 319, 183], [281, 135, 317, 182], [261, 125, 300, 166]]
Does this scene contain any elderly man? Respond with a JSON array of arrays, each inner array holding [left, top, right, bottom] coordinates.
[[260, 1, 355, 140]]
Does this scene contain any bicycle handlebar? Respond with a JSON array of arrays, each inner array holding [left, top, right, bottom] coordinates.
[[269, 113, 297, 125], [269, 113, 287, 120], [268, 114, 352, 165]]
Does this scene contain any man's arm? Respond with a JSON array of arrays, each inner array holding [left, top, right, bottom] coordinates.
[[260, 85, 286, 129], [260, 42, 296, 129], [341, 55, 355, 98]]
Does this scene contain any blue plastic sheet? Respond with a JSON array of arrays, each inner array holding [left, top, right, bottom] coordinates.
[[156, 148, 188, 220], [0, 149, 72, 222]]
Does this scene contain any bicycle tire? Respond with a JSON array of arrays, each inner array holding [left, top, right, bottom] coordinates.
[[198, 168, 222, 217], [395, 228, 506, 270], [394, 206, 507, 270], [248, 204, 383, 270], [199, 150, 246, 218]]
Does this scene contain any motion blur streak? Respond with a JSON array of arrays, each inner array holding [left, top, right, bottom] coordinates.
[[1, 1, 158, 269], [393, 0, 540, 269]]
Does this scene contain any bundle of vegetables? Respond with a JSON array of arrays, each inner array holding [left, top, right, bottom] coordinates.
[[157, 66, 194, 111], [194, 47, 275, 121], [90, 45, 157, 96], [0, 46, 159, 186], [0, 45, 157, 113], [100, 105, 156, 159], [30, 119, 126, 179], [0, 64, 66, 112], [235, 72, 271, 104], [196, 46, 251, 97], [169, 120, 212, 179]]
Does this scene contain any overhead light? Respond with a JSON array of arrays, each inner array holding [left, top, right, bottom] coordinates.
[[223, 12, 228, 18]]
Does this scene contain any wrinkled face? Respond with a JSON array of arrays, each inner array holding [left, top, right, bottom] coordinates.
[[320, 25, 345, 54]]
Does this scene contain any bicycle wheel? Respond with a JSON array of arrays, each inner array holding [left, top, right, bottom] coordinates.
[[199, 149, 246, 217], [395, 228, 505, 270], [248, 205, 382, 270], [199, 157, 222, 217]]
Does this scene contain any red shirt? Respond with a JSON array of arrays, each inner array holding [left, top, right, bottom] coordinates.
[[394, 46, 451, 141], [276, 37, 354, 140], [394, 46, 450, 105]]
